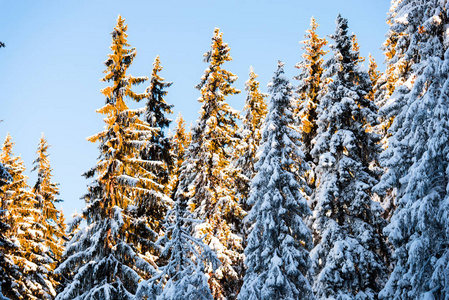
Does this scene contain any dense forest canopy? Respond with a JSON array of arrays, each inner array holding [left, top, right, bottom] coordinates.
[[1, 1, 449, 299]]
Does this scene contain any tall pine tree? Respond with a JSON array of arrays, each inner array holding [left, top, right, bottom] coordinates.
[[294, 17, 328, 165], [238, 61, 313, 300], [31, 134, 66, 266], [55, 16, 161, 299], [176, 28, 245, 299], [309, 15, 388, 299], [141, 55, 173, 186], [0, 130, 13, 300], [376, 1, 449, 298], [232, 67, 268, 212], [130, 55, 174, 263]]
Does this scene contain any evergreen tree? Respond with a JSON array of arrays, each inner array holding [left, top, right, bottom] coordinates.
[[1, 134, 57, 299], [31, 134, 66, 265], [141, 55, 174, 186], [168, 113, 191, 194], [376, 1, 449, 298], [375, 0, 417, 143], [232, 67, 268, 212], [309, 15, 388, 299], [294, 17, 328, 165], [176, 28, 244, 299], [55, 16, 161, 299], [238, 61, 313, 300], [0, 136, 13, 300], [133, 55, 174, 255], [367, 54, 381, 103]]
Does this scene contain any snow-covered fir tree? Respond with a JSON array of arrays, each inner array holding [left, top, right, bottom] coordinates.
[[130, 55, 174, 262], [31, 134, 66, 266], [141, 55, 174, 188], [309, 15, 388, 299], [55, 16, 162, 299], [1, 134, 57, 299], [0, 139, 13, 300], [238, 61, 313, 300], [232, 67, 268, 212], [176, 28, 245, 299], [0, 48, 13, 300], [375, 1, 449, 298]]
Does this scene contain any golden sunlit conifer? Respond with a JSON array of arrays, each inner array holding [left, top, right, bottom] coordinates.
[[169, 113, 191, 194], [133, 56, 174, 255], [233, 67, 268, 211], [294, 17, 328, 164], [367, 54, 381, 102], [176, 28, 244, 299], [1, 134, 57, 299], [31, 134, 66, 265], [56, 16, 161, 300]]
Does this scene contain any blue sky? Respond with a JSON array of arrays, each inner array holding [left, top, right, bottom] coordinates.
[[0, 0, 390, 218]]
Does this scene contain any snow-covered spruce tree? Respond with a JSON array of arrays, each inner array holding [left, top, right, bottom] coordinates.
[[0, 141, 13, 300], [31, 134, 66, 266], [129, 55, 174, 262], [141, 55, 173, 187], [372, 0, 420, 223], [309, 15, 388, 299], [0, 48, 12, 300], [176, 28, 244, 299], [232, 67, 268, 212], [238, 61, 313, 300], [0, 134, 57, 299], [55, 16, 161, 300], [375, 2, 449, 298]]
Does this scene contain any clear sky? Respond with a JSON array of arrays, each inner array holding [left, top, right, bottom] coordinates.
[[0, 0, 391, 219]]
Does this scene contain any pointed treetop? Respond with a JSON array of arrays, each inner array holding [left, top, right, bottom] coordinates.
[[203, 28, 234, 66], [111, 14, 129, 47], [101, 14, 147, 104], [152, 55, 163, 75], [368, 54, 381, 84], [1, 134, 13, 159]]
